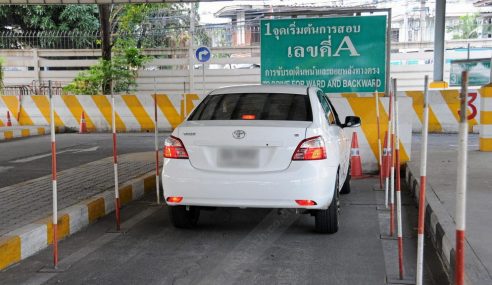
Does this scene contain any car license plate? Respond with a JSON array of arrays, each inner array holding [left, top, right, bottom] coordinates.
[[218, 148, 259, 168]]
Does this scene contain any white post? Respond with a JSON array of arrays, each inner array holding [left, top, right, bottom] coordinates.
[[416, 75, 430, 285], [111, 91, 121, 231], [49, 80, 58, 268], [394, 79, 405, 279], [375, 89, 383, 189], [455, 71, 469, 285], [188, 4, 195, 93], [384, 83, 393, 208], [153, 78, 160, 204], [390, 79, 396, 236]]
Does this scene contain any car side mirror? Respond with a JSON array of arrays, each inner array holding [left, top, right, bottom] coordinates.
[[343, 116, 361, 128]]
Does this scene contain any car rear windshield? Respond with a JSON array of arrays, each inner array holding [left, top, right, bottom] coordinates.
[[188, 93, 312, 121]]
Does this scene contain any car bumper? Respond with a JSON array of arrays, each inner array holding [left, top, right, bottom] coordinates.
[[162, 160, 337, 210]]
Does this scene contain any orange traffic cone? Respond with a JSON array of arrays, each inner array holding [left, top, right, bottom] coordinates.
[[6, 111, 12, 127], [79, 111, 87, 133], [350, 132, 363, 178]]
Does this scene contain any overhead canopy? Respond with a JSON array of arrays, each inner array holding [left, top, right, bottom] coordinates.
[[0, 0, 219, 4]]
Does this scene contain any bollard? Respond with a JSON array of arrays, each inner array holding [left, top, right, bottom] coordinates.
[[153, 78, 161, 205], [384, 87, 393, 209], [416, 75, 430, 285], [394, 79, 405, 279], [390, 80, 396, 237], [49, 80, 59, 268], [455, 71, 469, 285], [375, 89, 383, 189], [111, 92, 121, 231]]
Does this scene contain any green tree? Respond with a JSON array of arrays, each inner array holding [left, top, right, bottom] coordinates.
[[447, 14, 480, 39]]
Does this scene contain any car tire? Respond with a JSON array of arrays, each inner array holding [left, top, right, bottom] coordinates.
[[314, 176, 340, 234], [169, 206, 200, 228], [340, 163, 351, 195]]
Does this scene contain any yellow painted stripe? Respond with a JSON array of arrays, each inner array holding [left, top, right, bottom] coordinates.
[[87, 198, 105, 223], [0, 118, 4, 127], [21, 129, 30, 137], [346, 97, 410, 164], [185, 93, 200, 116], [405, 91, 442, 132], [480, 138, 492, 151], [91, 95, 126, 132], [41, 214, 70, 244], [61, 95, 95, 130], [30, 96, 63, 126], [480, 86, 492, 98], [156, 95, 182, 129], [4, 131, 13, 139], [481, 111, 492, 125], [122, 95, 154, 131], [144, 175, 156, 194], [119, 185, 133, 205], [0, 236, 21, 270], [341, 93, 359, 98], [1, 96, 34, 125], [38, 128, 45, 135], [440, 90, 478, 131]]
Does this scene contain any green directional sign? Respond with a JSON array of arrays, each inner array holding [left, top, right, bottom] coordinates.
[[261, 16, 387, 93], [450, 58, 491, 87]]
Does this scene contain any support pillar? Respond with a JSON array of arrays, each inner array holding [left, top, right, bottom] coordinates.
[[431, 0, 448, 88]]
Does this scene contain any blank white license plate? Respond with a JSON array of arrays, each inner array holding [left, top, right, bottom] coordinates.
[[218, 148, 259, 168]]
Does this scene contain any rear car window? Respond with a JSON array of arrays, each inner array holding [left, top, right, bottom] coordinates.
[[189, 93, 312, 121]]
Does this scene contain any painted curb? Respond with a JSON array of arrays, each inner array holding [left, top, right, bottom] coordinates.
[[0, 126, 49, 141], [405, 165, 492, 285], [0, 171, 157, 270]]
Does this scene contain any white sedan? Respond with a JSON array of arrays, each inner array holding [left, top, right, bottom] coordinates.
[[162, 85, 360, 234]]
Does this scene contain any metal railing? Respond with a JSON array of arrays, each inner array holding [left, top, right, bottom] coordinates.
[[1, 81, 63, 96]]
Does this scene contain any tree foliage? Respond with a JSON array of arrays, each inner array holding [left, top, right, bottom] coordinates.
[[447, 14, 480, 40]]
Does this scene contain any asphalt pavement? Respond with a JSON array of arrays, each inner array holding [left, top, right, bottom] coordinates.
[[0, 177, 448, 285], [0, 133, 170, 188]]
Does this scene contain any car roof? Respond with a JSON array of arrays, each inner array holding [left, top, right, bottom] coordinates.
[[208, 84, 311, 96]]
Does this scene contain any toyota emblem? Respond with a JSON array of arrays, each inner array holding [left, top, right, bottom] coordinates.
[[232, 130, 246, 139]]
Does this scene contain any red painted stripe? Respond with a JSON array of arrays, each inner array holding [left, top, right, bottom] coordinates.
[[53, 223, 58, 267], [51, 142, 57, 181], [455, 230, 466, 285], [112, 133, 118, 164], [418, 176, 427, 234], [115, 197, 121, 231], [398, 236, 404, 279]]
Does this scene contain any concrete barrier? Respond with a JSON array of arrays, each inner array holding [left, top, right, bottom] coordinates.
[[0, 126, 48, 141], [479, 86, 492, 151]]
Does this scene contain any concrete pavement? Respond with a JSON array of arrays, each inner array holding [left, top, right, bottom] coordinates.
[[408, 133, 492, 284], [0, 178, 448, 284]]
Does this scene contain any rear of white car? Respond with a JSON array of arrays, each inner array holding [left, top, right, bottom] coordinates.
[[162, 85, 360, 233]]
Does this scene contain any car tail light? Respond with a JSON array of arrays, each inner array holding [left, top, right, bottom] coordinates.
[[242, 114, 256, 120], [292, 136, 327, 160], [163, 136, 189, 159], [167, 196, 183, 203], [295, 200, 317, 206]]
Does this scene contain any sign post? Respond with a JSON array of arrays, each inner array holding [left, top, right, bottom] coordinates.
[[195, 46, 211, 95], [260, 15, 387, 93]]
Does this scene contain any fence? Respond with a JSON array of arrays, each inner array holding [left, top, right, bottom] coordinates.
[[1, 44, 492, 95]]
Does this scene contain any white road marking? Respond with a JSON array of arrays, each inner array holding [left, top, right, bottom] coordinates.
[[0, 166, 13, 173], [11, 146, 99, 163]]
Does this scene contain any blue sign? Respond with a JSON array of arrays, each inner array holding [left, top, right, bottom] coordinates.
[[195, 46, 211, 63]]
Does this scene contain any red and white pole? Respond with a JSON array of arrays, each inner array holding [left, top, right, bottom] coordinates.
[[49, 80, 59, 268], [375, 89, 383, 189], [394, 79, 405, 279], [416, 75, 430, 285], [111, 92, 121, 231], [455, 71, 469, 285], [390, 80, 396, 236], [384, 84, 393, 208], [153, 78, 160, 204]]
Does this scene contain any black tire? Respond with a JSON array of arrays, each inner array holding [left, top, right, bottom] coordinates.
[[340, 163, 351, 195], [169, 206, 200, 228], [314, 176, 340, 234]]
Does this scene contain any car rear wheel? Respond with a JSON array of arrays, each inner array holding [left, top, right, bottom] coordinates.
[[340, 163, 351, 195], [169, 206, 200, 228], [314, 176, 340, 234]]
